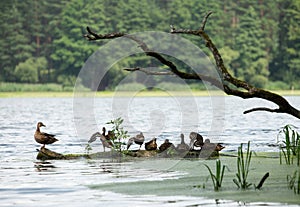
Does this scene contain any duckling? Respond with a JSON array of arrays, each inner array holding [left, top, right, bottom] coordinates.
[[145, 138, 157, 151], [176, 134, 189, 151], [159, 139, 175, 152], [34, 122, 58, 148], [189, 132, 204, 149], [127, 132, 145, 150]]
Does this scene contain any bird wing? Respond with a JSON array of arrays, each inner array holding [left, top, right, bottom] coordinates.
[[88, 132, 100, 143], [42, 132, 56, 138]]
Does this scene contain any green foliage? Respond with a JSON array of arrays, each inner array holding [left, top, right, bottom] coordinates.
[[265, 81, 290, 90], [249, 75, 268, 88], [233, 141, 253, 189], [278, 125, 300, 165], [115, 83, 146, 91], [106, 117, 129, 153], [57, 74, 77, 88], [287, 170, 300, 194], [1, 0, 300, 90], [0, 82, 74, 92], [84, 143, 92, 155], [14, 58, 39, 83], [204, 159, 227, 191]]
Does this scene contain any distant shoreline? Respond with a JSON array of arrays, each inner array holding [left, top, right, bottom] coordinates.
[[0, 90, 299, 98]]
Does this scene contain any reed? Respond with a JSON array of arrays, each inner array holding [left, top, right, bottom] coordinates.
[[278, 125, 300, 165], [204, 159, 226, 191], [233, 141, 253, 189], [287, 170, 300, 194]]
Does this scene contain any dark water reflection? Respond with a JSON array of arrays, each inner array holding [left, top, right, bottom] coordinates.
[[0, 96, 299, 206]]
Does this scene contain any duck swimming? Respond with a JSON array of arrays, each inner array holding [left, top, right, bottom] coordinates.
[[127, 132, 145, 150], [34, 122, 58, 148], [145, 138, 157, 151], [176, 134, 189, 151]]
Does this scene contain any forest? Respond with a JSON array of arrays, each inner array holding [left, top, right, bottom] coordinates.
[[1, 0, 300, 91]]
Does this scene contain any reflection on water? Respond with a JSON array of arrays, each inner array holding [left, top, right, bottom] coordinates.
[[34, 161, 57, 172], [0, 96, 299, 206]]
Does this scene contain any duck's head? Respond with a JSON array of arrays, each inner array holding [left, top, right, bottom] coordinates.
[[180, 133, 184, 139], [37, 122, 46, 128]]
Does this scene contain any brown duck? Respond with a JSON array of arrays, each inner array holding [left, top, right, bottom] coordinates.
[[159, 139, 175, 152], [202, 139, 225, 152], [127, 132, 145, 150], [145, 138, 157, 151], [34, 122, 58, 148], [88, 127, 113, 152], [176, 134, 189, 151]]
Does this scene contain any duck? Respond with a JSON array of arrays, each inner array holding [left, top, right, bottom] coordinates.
[[189, 132, 204, 150], [176, 134, 189, 151], [145, 138, 157, 151], [34, 122, 58, 148], [88, 127, 113, 152], [159, 139, 175, 152], [127, 132, 145, 150], [202, 138, 225, 152]]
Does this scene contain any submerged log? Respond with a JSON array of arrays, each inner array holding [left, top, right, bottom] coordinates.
[[36, 145, 223, 160]]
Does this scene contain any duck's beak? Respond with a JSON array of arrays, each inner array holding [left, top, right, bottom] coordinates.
[[42, 124, 46, 127]]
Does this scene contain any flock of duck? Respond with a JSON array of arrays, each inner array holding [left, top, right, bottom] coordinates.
[[87, 126, 225, 153], [34, 122, 224, 154]]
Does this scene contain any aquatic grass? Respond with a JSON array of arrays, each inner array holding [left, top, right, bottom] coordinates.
[[287, 170, 300, 194], [106, 117, 129, 153], [233, 141, 253, 189], [278, 125, 300, 165], [204, 159, 227, 191]]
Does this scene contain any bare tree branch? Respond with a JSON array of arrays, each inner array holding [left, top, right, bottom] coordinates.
[[243, 107, 282, 114], [84, 26, 125, 40], [124, 67, 174, 76], [84, 13, 300, 119], [200, 11, 213, 30]]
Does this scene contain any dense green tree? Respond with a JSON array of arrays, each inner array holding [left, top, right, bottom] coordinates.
[[0, 0, 299, 90], [231, 5, 269, 88], [271, 0, 300, 89], [14, 57, 47, 83], [0, 1, 34, 81]]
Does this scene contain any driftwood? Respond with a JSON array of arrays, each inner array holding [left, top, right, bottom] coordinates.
[[36, 147, 221, 160], [84, 12, 300, 119]]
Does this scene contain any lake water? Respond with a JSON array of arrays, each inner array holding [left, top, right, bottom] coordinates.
[[0, 95, 299, 206]]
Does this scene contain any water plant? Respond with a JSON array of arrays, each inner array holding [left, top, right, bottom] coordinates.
[[278, 125, 300, 165], [233, 141, 253, 189], [204, 159, 227, 191], [106, 117, 129, 153], [287, 170, 300, 194], [84, 143, 92, 155]]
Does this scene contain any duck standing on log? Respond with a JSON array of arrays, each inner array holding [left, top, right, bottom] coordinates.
[[159, 139, 175, 152], [145, 138, 157, 151], [127, 132, 145, 150], [176, 134, 189, 152], [88, 127, 113, 152], [34, 122, 58, 148], [189, 132, 204, 150]]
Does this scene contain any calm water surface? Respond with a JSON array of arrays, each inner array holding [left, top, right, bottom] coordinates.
[[0, 96, 299, 206]]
